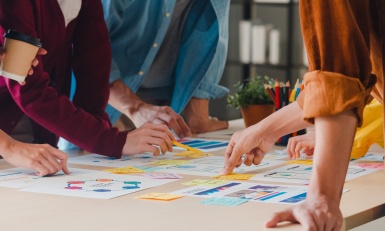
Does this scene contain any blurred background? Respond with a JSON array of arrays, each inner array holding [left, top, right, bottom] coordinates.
[[210, 0, 308, 121]]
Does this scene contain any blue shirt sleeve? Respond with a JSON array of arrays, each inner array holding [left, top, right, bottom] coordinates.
[[110, 59, 122, 84]]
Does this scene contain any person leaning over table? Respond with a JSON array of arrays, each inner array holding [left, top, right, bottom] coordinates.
[[102, 0, 230, 135], [59, 0, 231, 150], [0, 47, 69, 176], [0, 1, 175, 164], [223, 1, 384, 230]]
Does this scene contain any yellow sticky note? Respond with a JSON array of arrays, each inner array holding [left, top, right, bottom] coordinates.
[[202, 179, 229, 186], [135, 193, 184, 201], [104, 166, 145, 174], [183, 179, 208, 186], [174, 151, 213, 158], [152, 160, 190, 166], [174, 151, 196, 157], [187, 153, 213, 158], [286, 160, 313, 165], [212, 173, 254, 180], [183, 179, 229, 187]]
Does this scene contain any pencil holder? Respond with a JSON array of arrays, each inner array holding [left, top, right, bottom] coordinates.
[[275, 129, 306, 146]]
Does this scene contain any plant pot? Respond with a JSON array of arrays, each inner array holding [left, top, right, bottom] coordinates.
[[240, 104, 275, 127]]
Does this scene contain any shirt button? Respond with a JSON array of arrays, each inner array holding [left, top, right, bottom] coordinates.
[[153, 43, 158, 48], [139, 71, 144, 76], [166, 13, 170, 17]]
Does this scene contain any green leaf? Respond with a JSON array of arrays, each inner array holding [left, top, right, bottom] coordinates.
[[227, 75, 274, 109]]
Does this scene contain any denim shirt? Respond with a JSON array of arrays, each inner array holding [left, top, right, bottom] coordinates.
[[102, 0, 230, 125]]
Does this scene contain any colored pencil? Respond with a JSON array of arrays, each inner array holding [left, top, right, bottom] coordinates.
[[285, 81, 290, 105], [275, 78, 280, 109], [295, 81, 302, 100], [264, 84, 276, 104], [279, 82, 285, 107], [172, 141, 202, 154]]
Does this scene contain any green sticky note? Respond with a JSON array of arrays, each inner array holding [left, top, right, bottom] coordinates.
[[201, 197, 249, 206]]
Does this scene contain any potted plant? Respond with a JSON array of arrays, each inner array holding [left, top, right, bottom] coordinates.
[[227, 75, 275, 127]]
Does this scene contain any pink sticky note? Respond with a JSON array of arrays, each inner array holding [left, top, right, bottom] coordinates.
[[357, 163, 384, 169]]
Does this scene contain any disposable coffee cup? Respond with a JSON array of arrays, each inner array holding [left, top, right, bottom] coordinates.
[[0, 29, 42, 83]]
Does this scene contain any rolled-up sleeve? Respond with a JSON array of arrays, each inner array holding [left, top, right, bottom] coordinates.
[[296, 71, 375, 126]]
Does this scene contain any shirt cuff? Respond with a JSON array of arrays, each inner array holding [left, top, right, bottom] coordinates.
[[193, 80, 229, 99], [296, 71, 375, 126]]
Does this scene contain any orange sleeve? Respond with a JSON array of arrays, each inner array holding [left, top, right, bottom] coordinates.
[[296, 71, 375, 126]]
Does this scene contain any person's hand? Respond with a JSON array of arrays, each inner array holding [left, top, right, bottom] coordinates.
[[265, 195, 343, 231], [28, 47, 47, 76], [130, 103, 191, 138], [108, 80, 191, 138], [0, 47, 47, 85], [287, 129, 315, 159], [1, 140, 70, 176], [122, 123, 175, 156], [223, 124, 278, 174]]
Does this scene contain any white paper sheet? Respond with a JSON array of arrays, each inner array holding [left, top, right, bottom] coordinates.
[[20, 172, 179, 199], [251, 164, 379, 184], [351, 153, 384, 162], [68, 153, 182, 167], [160, 156, 284, 177], [171, 182, 308, 204], [0, 167, 97, 189]]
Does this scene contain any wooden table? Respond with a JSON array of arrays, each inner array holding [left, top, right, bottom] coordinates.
[[0, 119, 383, 231], [350, 216, 385, 231]]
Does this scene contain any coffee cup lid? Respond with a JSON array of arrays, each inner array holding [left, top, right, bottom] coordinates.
[[3, 29, 42, 47]]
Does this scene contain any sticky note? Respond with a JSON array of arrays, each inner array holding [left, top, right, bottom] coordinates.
[[174, 151, 213, 159], [357, 163, 384, 169], [187, 153, 214, 158], [152, 160, 190, 166], [104, 166, 145, 174], [174, 151, 195, 156], [134, 166, 163, 172], [201, 197, 249, 206], [135, 193, 184, 201], [183, 179, 228, 187], [212, 173, 254, 180], [183, 179, 207, 185], [286, 159, 313, 165]]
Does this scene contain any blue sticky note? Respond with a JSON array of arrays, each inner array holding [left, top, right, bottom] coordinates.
[[201, 197, 249, 206]]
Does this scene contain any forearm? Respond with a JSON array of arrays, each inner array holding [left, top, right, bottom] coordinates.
[[308, 109, 357, 202], [256, 102, 312, 139], [109, 80, 145, 117]]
